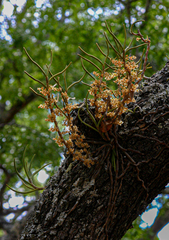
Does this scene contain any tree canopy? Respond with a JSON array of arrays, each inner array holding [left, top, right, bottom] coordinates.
[[0, 0, 169, 239]]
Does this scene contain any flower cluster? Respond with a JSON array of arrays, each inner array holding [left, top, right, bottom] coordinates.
[[37, 85, 94, 167], [26, 21, 150, 168], [36, 53, 141, 167], [88, 55, 140, 130]]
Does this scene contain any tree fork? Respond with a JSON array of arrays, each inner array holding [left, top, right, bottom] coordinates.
[[17, 61, 169, 240]]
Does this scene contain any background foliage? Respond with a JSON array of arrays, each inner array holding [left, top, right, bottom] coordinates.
[[0, 0, 169, 238]]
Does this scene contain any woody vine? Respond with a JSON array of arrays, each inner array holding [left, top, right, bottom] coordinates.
[[8, 20, 151, 194]]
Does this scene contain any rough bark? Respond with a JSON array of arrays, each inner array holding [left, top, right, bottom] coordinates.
[[5, 62, 169, 239]]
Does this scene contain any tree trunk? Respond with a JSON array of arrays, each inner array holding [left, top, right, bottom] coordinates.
[[11, 62, 169, 239]]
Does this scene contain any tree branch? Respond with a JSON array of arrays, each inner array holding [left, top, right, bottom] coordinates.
[[162, 186, 169, 194], [1, 204, 34, 216], [151, 208, 169, 239], [0, 92, 36, 128], [18, 61, 169, 240], [140, 0, 152, 29], [0, 165, 14, 214]]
